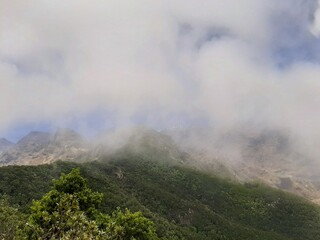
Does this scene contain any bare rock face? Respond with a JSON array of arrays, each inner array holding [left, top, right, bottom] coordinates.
[[16, 131, 51, 152], [0, 129, 90, 166]]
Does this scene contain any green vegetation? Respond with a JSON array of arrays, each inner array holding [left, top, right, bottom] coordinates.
[[0, 198, 26, 240], [0, 155, 320, 239], [18, 168, 158, 240]]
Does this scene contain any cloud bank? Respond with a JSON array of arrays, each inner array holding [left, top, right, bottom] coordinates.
[[1, 0, 320, 149]]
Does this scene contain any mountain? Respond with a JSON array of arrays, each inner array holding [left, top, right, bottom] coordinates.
[[51, 128, 84, 148], [16, 131, 51, 152], [163, 127, 320, 203], [0, 129, 89, 165], [0, 138, 14, 152], [1, 127, 320, 238], [1, 126, 320, 204], [1, 158, 320, 239]]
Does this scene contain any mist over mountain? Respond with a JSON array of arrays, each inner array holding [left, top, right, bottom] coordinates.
[[2, 1, 320, 239], [52, 128, 84, 147], [1, 126, 320, 204], [0, 128, 89, 165], [16, 131, 51, 151], [0, 138, 14, 152], [2, 0, 320, 167], [1, 2, 320, 204]]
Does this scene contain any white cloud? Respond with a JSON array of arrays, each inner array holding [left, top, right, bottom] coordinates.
[[310, 0, 320, 37], [1, 0, 320, 154]]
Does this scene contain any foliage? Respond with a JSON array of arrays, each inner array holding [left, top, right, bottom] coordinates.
[[20, 193, 103, 239], [0, 198, 26, 240], [18, 168, 159, 240], [51, 168, 103, 219], [1, 157, 320, 239], [104, 208, 159, 240]]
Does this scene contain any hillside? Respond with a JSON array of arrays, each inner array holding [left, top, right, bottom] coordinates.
[[1, 155, 320, 239], [164, 127, 320, 203], [2, 127, 320, 204]]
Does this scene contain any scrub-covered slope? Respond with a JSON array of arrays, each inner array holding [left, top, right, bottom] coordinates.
[[0, 156, 320, 239]]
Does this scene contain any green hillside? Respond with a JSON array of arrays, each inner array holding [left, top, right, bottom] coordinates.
[[0, 156, 320, 239]]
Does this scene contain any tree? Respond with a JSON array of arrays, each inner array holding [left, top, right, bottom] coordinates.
[[104, 208, 159, 240], [19, 168, 159, 240], [0, 198, 26, 240]]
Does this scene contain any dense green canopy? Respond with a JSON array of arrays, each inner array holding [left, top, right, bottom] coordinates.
[[0, 157, 320, 239]]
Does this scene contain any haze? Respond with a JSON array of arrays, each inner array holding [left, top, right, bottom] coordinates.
[[1, 0, 320, 160]]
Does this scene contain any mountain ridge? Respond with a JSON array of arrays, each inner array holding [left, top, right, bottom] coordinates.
[[0, 138, 14, 152], [1, 126, 320, 204], [0, 128, 89, 166]]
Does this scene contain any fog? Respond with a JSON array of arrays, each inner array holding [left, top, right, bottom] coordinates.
[[1, 0, 320, 166]]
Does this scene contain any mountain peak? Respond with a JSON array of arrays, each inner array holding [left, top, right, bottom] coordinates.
[[52, 128, 83, 147], [0, 138, 14, 151], [17, 131, 50, 145]]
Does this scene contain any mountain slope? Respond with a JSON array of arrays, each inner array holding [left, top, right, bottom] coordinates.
[[0, 129, 89, 165], [164, 127, 320, 202], [0, 156, 320, 240], [2, 126, 320, 204], [0, 138, 13, 153]]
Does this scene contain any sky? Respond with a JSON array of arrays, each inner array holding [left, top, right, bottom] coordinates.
[[1, 0, 320, 143]]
